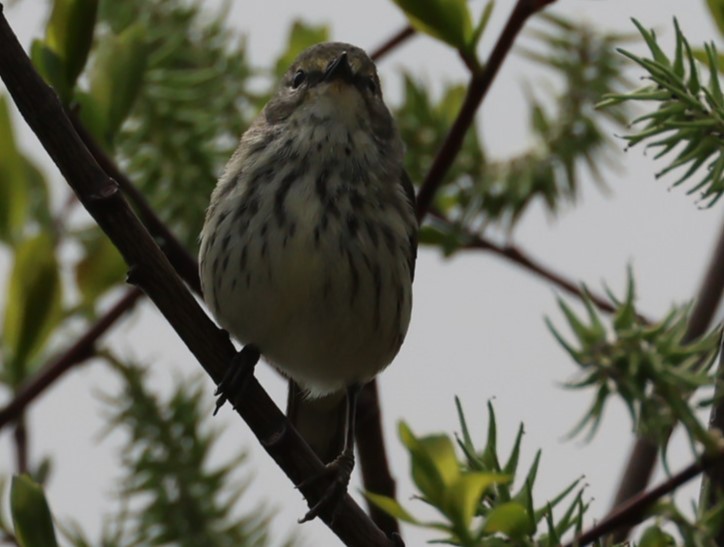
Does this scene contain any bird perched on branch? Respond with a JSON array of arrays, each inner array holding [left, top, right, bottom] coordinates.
[[199, 41, 417, 522]]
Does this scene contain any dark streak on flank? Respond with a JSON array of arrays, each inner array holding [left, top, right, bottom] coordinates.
[[365, 220, 379, 248], [373, 265, 382, 328], [381, 224, 396, 253], [240, 246, 247, 270], [350, 190, 364, 210], [346, 215, 359, 240], [394, 283, 403, 333], [274, 170, 298, 227], [346, 248, 359, 304], [315, 168, 329, 201], [325, 197, 340, 219]]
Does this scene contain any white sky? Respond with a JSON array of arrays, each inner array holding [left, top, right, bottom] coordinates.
[[2, 1, 724, 546]]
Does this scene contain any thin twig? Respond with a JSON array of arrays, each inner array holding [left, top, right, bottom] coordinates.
[[13, 420, 27, 474], [610, 213, 724, 542], [414, 0, 557, 221], [0, 8, 393, 545], [370, 25, 415, 61], [0, 288, 143, 431], [563, 447, 724, 547], [68, 111, 201, 294], [430, 211, 654, 323]]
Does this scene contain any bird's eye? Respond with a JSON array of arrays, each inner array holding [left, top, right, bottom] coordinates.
[[291, 70, 306, 89], [365, 77, 378, 94]]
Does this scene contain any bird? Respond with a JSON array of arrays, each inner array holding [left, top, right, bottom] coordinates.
[[198, 41, 417, 522]]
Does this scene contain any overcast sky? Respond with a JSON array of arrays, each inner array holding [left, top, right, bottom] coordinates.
[[2, 1, 724, 546]]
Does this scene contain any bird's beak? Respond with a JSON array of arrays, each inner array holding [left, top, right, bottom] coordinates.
[[322, 52, 353, 84]]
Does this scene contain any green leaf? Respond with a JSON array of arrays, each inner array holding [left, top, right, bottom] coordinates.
[[639, 525, 676, 546], [3, 234, 63, 386], [84, 23, 148, 145], [392, 0, 473, 51], [0, 96, 31, 244], [75, 228, 126, 308], [483, 501, 532, 539], [471, 1, 495, 50], [707, 0, 724, 36], [274, 20, 329, 77], [11, 475, 59, 547], [692, 47, 724, 73], [45, 0, 98, 90], [365, 492, 421, 524], [400, 422, 460, 504], [30, 39, 70, 102], [443, 472, 506, 530]]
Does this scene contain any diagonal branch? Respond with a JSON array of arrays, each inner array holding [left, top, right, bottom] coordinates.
[[0, 287, 143, 430], [0, 7, 393, 545], [414, 0, 557, 221], [610, 213, 724, 542], [562, 447, 724, 547], [370, 25, 415, 61], [67, 111, 201, 294], [430, 211, 654, 323]]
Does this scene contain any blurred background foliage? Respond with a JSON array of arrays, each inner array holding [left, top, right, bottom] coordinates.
[[0, 0, 723, 545]]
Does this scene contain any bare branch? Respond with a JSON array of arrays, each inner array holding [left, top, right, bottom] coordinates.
[[0, 288, 143, 430], [415, 0, 557, 220], [610, 214, 724, 541], [370, 25, 415, 61], [564, 447, 724, 547]]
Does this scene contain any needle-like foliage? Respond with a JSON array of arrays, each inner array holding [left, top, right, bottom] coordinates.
[[88, 357, 273, 547], [547, 269, 721, 454], [599, 18, 724, 206]]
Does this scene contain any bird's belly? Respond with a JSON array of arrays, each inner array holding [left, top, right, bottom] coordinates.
[[201, 199, 412, 396]]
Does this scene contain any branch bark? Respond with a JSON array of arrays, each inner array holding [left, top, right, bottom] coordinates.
[[0, 7, 393, 545], [370, 25, 415, 61], [0, 288, 143, 430], [414, 0, 557, 221], [610, 213, 724, 542], [563, 447, 724, 547]]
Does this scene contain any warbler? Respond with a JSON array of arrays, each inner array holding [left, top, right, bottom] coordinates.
[[199, 42, 417, 521]]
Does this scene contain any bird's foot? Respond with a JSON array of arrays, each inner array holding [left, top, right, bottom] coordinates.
[[213, 345, 260, 415], [297, 450, 354, 523]]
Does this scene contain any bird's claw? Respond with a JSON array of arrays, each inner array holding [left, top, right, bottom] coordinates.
[[213, 345, 259, 415], [297, 451, 354, 523]]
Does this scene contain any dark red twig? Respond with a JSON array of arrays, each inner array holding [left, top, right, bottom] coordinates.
[[0, 8, 393, 545], [610, 214, 724, 541], [68, 111, 201, 294], [415, 0, 557, 221], [13, 419, 27, 473], [428, 211, 654, 323], [563, 448, 724, 547], [0, 288, 143, 430], [370, 25, 415, 61]]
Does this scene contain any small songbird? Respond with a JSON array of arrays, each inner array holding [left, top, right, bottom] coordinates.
[[199, 42, 417, 521]]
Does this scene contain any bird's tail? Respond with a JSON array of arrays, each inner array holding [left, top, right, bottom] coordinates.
[[286, 380, 347, 464]]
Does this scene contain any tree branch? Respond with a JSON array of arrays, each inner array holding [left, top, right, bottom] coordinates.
[[414, 0, 557, 221], [429, 211, 654, 323], [370, 25, 415, 61], [610, 213, 724, 542], [67, 111, 201, 294], [0, 8, 393, 545], [0, 287, 143, 430], [563, 447, 724, 547]]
